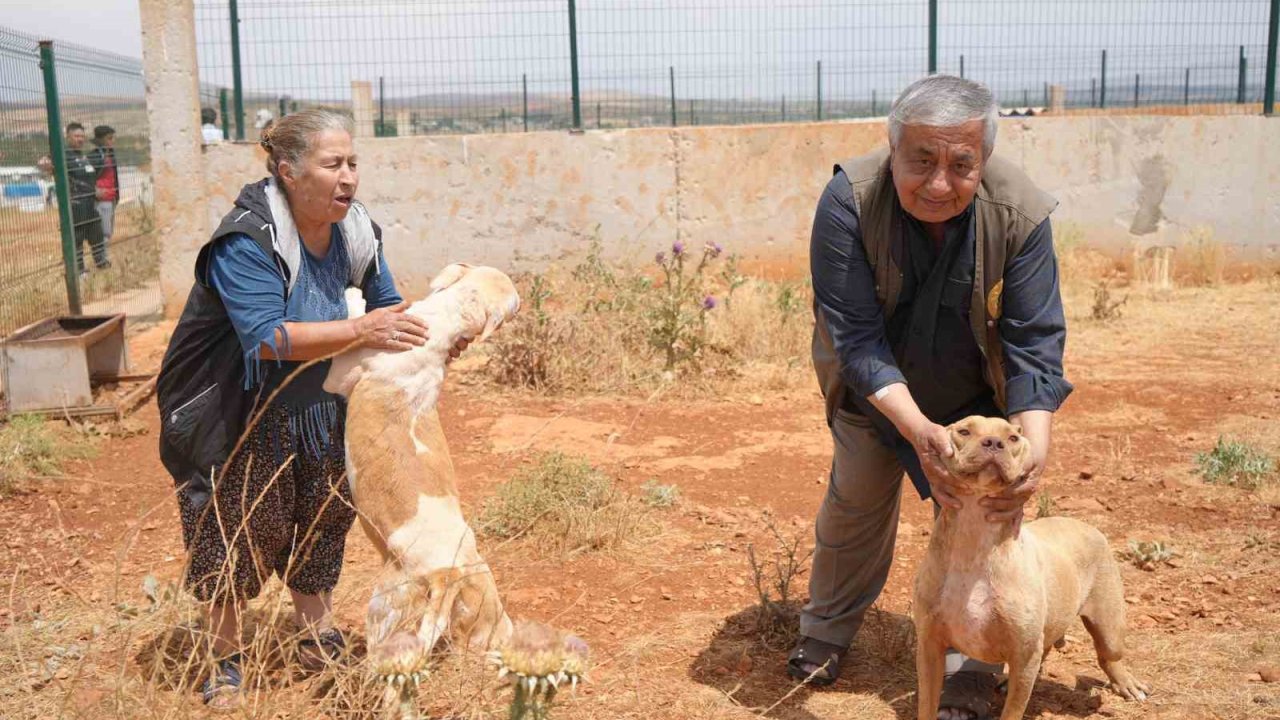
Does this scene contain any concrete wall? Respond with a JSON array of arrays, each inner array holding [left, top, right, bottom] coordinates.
[[144, 3, 1277, 317], [184, 114, 1278, 305]]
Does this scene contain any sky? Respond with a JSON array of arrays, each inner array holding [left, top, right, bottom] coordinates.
[[1, 0, 1272, 108], [1, 0, 143, 58]]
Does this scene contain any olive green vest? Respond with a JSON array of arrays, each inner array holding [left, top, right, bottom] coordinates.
[[812, 147, 1058, 425]]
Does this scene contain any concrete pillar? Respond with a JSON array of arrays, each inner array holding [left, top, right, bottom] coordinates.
[[139, 0, 208, 317], [352, 81, 375, 138], [1049, 84, 1066, 114], [395, 108, 412, 136]]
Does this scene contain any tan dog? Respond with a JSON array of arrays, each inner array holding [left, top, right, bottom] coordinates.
[[913, 416, 1149, 720], [324, 264, 519, 664]]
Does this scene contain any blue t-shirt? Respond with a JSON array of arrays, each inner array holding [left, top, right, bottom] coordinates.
[[207, 225, 402, 457]]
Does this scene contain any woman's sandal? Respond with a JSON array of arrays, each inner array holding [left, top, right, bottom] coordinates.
[[297, 627, 347, 672], [201, 654, 243, 712], [786, 636, 846, 686], [936, 670, 1003, 720]]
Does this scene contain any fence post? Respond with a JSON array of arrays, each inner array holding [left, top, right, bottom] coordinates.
[[567, 0, 581, 130], [597, 102, 602, 128], [687, 99, 693, 125], [669, 66, 677, 126], [871, 89, 877, 116], [1100, 50, 1107, 108], [1134, 73, 1140, 107], [522, 74, 529, 131], [781, 94, 786, 122], [278, 95, 286, 119], [229, 0, 244, 140], [219, 87, 230, 139], [816, 60, 823, 121], [1266, 0, 1279, 114], [1043, 82, 1048, 107], [378, 76, 385, 136], [928, 0, 937, 74], [1090, 77, 1096, 107], [959, 54, 964, 79], [1238, 46, 1247, 103], [1184, 67, 1191, 105], [38, 41, 81, 315]]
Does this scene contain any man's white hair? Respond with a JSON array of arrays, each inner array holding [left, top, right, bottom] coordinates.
[[887, 75, 999, 157]]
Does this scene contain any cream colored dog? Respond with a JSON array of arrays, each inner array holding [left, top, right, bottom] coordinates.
[[323, 264, 519, 663], [913, 416, 1149, 720]]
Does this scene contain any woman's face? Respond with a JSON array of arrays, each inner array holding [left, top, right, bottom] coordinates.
[[280, 128, 359, 226]]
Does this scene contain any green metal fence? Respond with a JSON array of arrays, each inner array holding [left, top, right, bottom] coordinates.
[[193, 0, 1280, 136], [0, 25, 161, 338]]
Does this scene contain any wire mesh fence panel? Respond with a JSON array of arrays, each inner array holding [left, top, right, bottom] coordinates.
[[939, 0, 1274, 114], [49, 38, 161, 324], [0, 27, 68, 336], [0, 25, 160, 338], [575, 0, 929, 127], [192, 0, 1277, 134], [194, 0, 573, 139]]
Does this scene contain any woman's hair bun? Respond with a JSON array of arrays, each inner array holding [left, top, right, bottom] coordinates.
[[258, 122, 275, 152]]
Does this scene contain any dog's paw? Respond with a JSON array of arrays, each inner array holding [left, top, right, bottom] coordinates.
[[371, 632, 429, 687], [1110, 671, 1151, 702]]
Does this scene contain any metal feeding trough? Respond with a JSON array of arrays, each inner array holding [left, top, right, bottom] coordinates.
[[1, 314, 156, 419]]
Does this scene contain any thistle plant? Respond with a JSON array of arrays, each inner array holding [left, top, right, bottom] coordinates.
[[370, 633, 430, 720], [489, 620, 590, 720], [650, 240, 725, 371]]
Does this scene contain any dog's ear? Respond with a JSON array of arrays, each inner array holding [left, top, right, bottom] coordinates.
[[475, 305, 506, 343], [1010, 422, 1024, 436], [429, 263, 474, 294]]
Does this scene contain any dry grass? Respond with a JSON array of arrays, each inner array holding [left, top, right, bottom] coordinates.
[[0, 415, 97, 497], [0, 567, 508, 720], [478, 452, 660, 556], [484, 241, 812, 397], [1179, 226, 1227, 287]]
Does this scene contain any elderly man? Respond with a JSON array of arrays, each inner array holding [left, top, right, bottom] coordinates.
[[790, 75, 1071, 719]]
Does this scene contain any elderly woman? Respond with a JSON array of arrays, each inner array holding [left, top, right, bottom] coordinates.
[[157, 109, 460, 708]]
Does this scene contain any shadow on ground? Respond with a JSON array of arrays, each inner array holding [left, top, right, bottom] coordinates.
[[689, 602, 1113, 719]]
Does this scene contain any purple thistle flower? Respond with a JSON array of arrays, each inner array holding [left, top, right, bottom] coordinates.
[[702, 295, 718, 310], [655, 251, 666, 265], [672, 240, 686, 257], [705, 241, 723, 258]]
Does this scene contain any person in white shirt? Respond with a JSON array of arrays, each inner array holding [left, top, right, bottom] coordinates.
[[201, 107, 224, 144]]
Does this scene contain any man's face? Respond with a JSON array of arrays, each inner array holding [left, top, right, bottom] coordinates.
[[66, 128, 85, 149], [889, 119, 985, 224]]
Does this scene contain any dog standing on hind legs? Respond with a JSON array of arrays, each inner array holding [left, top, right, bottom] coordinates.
[[324, 264, 520, 681], [913, 416, 1150, 720]]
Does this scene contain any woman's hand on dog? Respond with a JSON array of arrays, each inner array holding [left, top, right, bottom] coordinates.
[[354, 301, 429, 351]]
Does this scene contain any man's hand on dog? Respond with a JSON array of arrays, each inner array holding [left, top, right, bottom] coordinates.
[[982, 410, 1053, 532], [907, 419, 964, 510]]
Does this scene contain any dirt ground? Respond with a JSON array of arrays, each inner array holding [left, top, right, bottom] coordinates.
[[1, 280, 1278, 719]]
